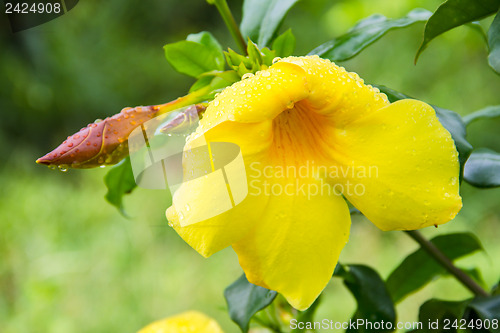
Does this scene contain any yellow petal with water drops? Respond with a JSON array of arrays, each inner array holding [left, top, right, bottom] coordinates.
[[137, 311, 224, 333], [166, 121, 274, 257], [199, 61, 308, 127], [232, 176, 351, 311], [330, 99, 462, 231]]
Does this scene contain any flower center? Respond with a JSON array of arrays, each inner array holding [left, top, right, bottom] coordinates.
[[270, 100, 334, 168]]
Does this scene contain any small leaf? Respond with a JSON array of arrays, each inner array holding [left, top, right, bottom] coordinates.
[[464, 148, 500, 188], [164, 33, 225, 78], [224, 274, 277, 332], [465, 295, 500, 333], [240, 0, 300, 47], [310, 9, 431, 62], [387, 233, 482, 303], [186, 31, 225, 71], [247, 40, 263, 66], [272, 29, 296, 57], [463, 105, 500, 125], [104, 157, 137, 216], [419, 299, 469, 332], [489, 10, 500, 73], [336, 264, 396, 332], [376, 85, 473, 174], [416, 0, 500, 62]]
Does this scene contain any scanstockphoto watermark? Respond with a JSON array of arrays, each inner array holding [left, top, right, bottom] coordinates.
[[248, 161, 379, 199], [290, 319, 423, 331]]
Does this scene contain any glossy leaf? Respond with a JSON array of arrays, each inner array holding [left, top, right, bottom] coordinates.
[[376, 85, 473, 174], [387, 233, 482, 303], [465, 295, 500, 333], [272, 29, 296, 57], [164, 32, 225, 78], [416, 0, 500, 62], [186, 31, 225, 70], [336, 264, 396, 332], [419, 299, 469, 332], [489, 10, 500, 73], [224, 274, 277, 332], [464, 149, 500, 188], [104, 157, 137, 215], [310, 9, 430, 61], [240, 0, 299, 47], [36, 105, 160, 169], [463, 105, 500, 125]]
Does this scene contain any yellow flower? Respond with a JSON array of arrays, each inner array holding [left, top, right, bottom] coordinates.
[[166, 56, 462, 310], [137, 311, 224, 333]]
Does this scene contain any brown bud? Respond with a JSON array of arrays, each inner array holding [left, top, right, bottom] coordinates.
[[36, 105, 160, 169]]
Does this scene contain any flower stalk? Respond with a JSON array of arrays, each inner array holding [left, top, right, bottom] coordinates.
[[207, 0, 247, 54], [405, 230, 489, 297]]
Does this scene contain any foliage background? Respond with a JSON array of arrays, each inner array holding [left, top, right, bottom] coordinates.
[[0, 0, 499, 331]]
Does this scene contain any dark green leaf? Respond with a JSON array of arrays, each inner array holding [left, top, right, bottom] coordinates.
[[224, 274, 277, 332], [104, 157, 136, 216], [464, 148, 500, 188], [272, 29, 296, 57], [164, 33, 225, 78], [376, 85, 473, 175], [463, 105, 500, 125], [465, 296, 500, 333], [336, 264, 395, 332], [309, 9, 430, 62], [387, 233, 482, 303], [419, 299, 469, 332], [416, 0, 500, 62], [489, 10, 500, 73], [240, 0, 299, 47]]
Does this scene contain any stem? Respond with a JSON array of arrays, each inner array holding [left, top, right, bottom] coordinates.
[[208, 0, 247, 54], [405, 230, 489, 297]]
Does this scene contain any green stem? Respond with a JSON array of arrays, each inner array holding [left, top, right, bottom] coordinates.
[[208, 0, 247, 54], [405, 230, 489, 297]]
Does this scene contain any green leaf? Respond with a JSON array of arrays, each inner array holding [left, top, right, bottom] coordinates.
[[104, 157, 137, 216], [164, 32, 225, 78], [387, 233, 482, 303], [416, 0, 500, 62], [465, 295, 500, 333], [376, 85, 473, 175], [186, 31, 225, 70], [309, 9, 431, 62], [336, 264, 396, 332], [272, 29, 296, 57], [419, 299, 469, 332], [247, 40, 263, 66], [489, 10, 500, 73], [463, 148, 500, 188], [240, 0, 300, 47], [224, 274, 277, 332], [463, 105, 500, 125]]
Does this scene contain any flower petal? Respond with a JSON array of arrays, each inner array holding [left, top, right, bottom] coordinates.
[[232, 177, 351, 310], [330, 99, 462, 230], [137, 311, 224, 333], [166, 121, 273, 257]]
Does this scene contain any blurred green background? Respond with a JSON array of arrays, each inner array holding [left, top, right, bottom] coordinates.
[[0, 0, 499, 332]]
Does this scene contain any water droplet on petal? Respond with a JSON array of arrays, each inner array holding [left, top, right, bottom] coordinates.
[[242, 73, 254, 80], [272, 57, 282, 64]]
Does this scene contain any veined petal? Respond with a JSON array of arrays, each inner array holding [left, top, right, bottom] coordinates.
[[330, 99, 462, 230], [137, 311, 224, 333], [233, 177, 351, 310]]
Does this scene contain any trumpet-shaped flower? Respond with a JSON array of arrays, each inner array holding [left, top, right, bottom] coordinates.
[[137, 311, 224, 333], [166, 56, 462, 310]]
